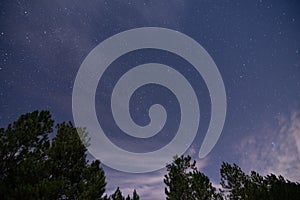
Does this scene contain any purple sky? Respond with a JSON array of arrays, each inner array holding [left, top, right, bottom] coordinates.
[[1, 0, 300, 199]]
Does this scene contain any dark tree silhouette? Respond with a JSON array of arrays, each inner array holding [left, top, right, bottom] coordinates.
[[0, 110, 138, 200], [132, 189, 140, 200], [164, 155, 222, 200], [1, 111, 299, 200], [109, 187, 140, 200], [165, 156, 300, 200], [220, 162, 300, 200], [220, 162, 248, 200], [111, 187, 124, 200]]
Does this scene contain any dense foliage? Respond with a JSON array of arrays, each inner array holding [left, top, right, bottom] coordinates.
[[164, 156, 300, 200], [220, 162, 300, 200], [0, 111, 138, 200], [1, 111, 299, 199], [164, 155, 222, 200]]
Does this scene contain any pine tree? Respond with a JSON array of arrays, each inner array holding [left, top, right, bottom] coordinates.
[[132, 189, 140, 200], [164, 155, 222, 200], [111, 187, 125, 200], [0, 111, 107, 199]]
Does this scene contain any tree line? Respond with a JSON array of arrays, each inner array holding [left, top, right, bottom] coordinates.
[[0, 111, 299, 199]]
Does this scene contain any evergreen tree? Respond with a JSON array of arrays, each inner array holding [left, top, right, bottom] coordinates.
[[220, 162, 248, 200], [111, 187, 125, 200], [3, 110, 300, 200], [220, 162, 300, 200], [0, 110, 117, 199], [132, 189, 140, 200], [0, 111, 54, 199], [164, 155, 222, 200]]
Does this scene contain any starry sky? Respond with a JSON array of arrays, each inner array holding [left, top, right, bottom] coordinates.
[[1, 0, 300, 199]]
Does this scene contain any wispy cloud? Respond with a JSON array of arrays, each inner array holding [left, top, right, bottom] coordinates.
[[236, 109, 300, 182]]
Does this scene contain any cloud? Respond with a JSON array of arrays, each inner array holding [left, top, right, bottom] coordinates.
[[236, 109, 300, 182]]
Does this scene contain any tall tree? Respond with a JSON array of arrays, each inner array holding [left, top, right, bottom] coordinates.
[[0, 111, 108, 199], [220, 162, 300, 200], [0, 111, 54, 199], [132, 189, 140, 200], [164, 155, 222, 200], [263, 174, 300, 200], [220, 162, 248, 200], [111, 187, 125, 200]]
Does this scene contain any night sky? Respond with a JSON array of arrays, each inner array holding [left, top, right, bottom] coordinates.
[[1, 0, 300, 199]]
